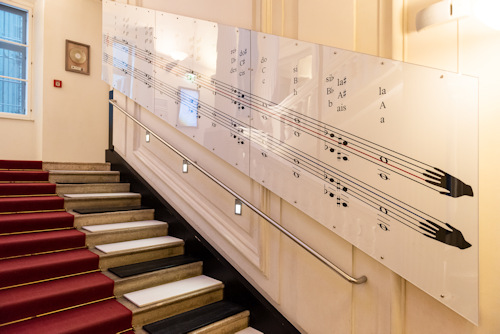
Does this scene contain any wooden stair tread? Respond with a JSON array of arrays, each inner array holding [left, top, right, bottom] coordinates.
[[143, 301, 247, 334], [235, 327, 264, 334], [73, 205, 150, 214], [109, 255, 199, 278]]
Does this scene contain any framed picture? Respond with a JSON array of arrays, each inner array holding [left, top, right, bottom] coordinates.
[[65, 40, 90, 75]]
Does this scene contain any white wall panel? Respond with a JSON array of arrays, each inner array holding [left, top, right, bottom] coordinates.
[[103, 0, 479, 326]]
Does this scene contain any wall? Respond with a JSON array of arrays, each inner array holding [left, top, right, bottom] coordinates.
[[0, 0, 109, 163], [42, 0, 109, 162], [109, 0, 500, 333], [0, 0, 42, 160]]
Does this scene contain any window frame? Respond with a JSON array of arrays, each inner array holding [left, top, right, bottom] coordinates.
[[0, 0, 33, 120]]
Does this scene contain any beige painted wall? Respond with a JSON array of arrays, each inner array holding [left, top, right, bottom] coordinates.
[[0, 0, 109, 162], [42, 0, 109, 162]]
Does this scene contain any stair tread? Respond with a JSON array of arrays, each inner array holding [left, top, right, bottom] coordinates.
[[0, 299, 132, 333], [0, 160, 43, 170], [73, 205, 150, 214], [124, 275, 223, 308], [64, 192, 140, 198], [43, 162, 111, 172], [0, 211, 74, 234], [0, 272, 114, 324], [109, 254, 199, 278], [83, 220, 167, 232], [0, 249, 99, 288], [0, 170, 49, 182], [50, 170, 119, 175], [95, 236, 183, 254], [235, 328, 264, 334], [0, 196, 65, 213], [0, 183, 56, 196], [0, 229, 86, 258], [143, 301, 247, 334]]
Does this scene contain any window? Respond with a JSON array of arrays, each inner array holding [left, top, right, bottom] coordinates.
[[0, 1, 30, 117]]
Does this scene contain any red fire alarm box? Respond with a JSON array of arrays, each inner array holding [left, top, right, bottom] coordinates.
[[54, 80, 62, 88]]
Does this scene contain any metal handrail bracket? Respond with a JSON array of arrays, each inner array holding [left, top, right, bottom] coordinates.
[[109, 99, 367, 284]]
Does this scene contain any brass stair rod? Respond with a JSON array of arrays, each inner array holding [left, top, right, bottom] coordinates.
[[109, 99, 367, 285]]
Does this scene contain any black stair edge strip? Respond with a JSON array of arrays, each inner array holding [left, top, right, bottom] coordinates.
[[143, 301, 246, 334], [108, 254, 200, 278], [106, 149, 300, 334], [72, 205, 150, 214]]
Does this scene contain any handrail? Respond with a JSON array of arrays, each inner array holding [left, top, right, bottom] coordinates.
[[109, 99, 367, 284]]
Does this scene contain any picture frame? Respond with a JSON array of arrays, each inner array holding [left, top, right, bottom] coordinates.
[[65, 40, 90, 75]]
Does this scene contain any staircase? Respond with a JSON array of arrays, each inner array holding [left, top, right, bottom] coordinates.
[[0, 159, 263, 333]]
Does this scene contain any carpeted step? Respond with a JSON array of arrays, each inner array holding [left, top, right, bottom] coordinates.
[[0, 299, 132, 333], [106, 255, 202, 297], [0, 196, 65, 214], [0, 211, 74, 234], [0, 183, 56, 196], [0, 160, 43, 170], [120, 275, 224, 327], [0, 229, 86, 259], [0, 272, 115, 325], [143, 301, 247, 334], [0, 170, 49, 182], [0, 249, 99, 289]]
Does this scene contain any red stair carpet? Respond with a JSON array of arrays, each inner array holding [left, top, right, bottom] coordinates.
[[0, 159, 133, 333]]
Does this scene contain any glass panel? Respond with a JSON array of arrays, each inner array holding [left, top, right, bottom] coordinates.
[[0, 3, 28, 45], [0, 40, 26, 79], [101, 2, 479, 323], [0, 77, 26, 114]]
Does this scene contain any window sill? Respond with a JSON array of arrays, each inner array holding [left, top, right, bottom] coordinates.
[[0, 111, 34, 121]]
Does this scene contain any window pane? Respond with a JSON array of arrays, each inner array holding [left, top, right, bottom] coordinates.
[[0, 41, 26, 79], [0, 3, 28, 44], [0, 77, 26, 115]]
